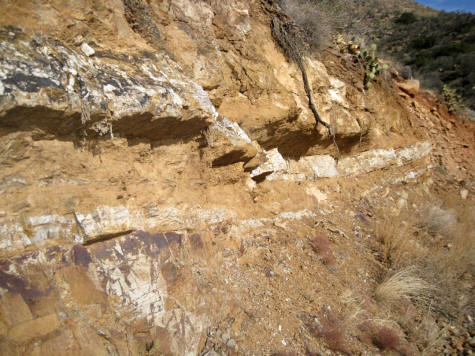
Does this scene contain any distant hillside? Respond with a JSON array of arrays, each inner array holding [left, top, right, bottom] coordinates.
[[277, 0, 475, 111], [377, 11, 475, 111]]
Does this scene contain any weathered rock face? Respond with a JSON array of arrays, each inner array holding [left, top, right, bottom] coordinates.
[[0, 231, 207, 355], [0, 27, 215, 141], [1, 0, 473, 355], [0, 0, 420, 157]]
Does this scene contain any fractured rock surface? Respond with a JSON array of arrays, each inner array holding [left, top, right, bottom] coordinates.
[[0, 0, 473, 355], [0, 28, 215, 141]]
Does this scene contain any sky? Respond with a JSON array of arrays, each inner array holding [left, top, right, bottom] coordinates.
[[416, 0, 475, 13]]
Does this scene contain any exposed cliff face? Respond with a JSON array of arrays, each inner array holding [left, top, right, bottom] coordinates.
[[0, 1, 473, 355], [0, 0, 423, 156]]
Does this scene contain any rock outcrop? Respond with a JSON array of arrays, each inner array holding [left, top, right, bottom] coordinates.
[[0, 0, 473, 355]]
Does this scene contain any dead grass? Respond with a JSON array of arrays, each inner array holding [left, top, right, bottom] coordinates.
[[340, 289, 365, 321], [301, 308, 351, 354], [374, 214, 426, 269], [375, 266, 434, 307], [275, 0, 334, 51], [315, 308, 351, 355], [423, 225, 475, 318], [398, 310, 446, 355], [373, 326, 404, 353], [359, 321, 410, 355], [373, 203, 474, 320], [423, 205, 457, 237], [309, 235, 336, 266], [437, 222, 474, 280]]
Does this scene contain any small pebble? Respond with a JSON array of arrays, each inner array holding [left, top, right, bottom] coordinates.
[[80, 42, 95, 57]]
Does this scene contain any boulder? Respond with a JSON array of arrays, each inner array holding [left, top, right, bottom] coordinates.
[[396, 79, 420, 97]]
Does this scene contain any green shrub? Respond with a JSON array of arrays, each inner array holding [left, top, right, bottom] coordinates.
[[395, 12, 418, 25], [411, 36, 436, 50], [406, 49, 434, 67], [442, 84, 464, 113], [432, 43, 469, 59]]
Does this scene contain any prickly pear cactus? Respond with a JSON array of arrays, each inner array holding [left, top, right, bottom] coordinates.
[[360, 43, 388, 90]]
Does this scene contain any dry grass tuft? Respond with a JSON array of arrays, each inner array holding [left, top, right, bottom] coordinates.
[[309, 235, 336, 266], [438, 222, 474, 279], [374, 214, 426, 269], [372, 205, 473, 318], [316, 308, 351, 355], [423, 205, 457, 237], [373, 326, 402, 352], [375, 267, 434, 307], [276, 0, 334, 51], [422, 224, 475, 318], [359, 321, 409, 355], [302, 308, 351, 354]]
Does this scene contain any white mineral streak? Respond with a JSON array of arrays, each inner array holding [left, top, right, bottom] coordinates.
[[95, 244, 167, 323], [239, 209, 317, 230], [211, 116, 252, 144], [328, 77, 346, 105], [296, 155, 339, 178], [80, 42, 95, 56], [0, 234, 206, 355], [91, 234, 207, 355], [338, 140, 431, 176], [0, 205, 317, 250], [25, 214, 75, 243], [250, 148, 287, 179], [362, 165, 433, 197], [252, 141, 431, 182], [0, 37, 218, 126], [0, 206, 237, 250], [0, 36, 258, 170]]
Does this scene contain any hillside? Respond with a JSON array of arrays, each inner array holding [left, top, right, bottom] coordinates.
[[378, 10, 475, 111], [0, 0, 473, 355], [279, 0, 475, 112]]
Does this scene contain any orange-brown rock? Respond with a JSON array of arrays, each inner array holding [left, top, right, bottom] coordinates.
[[397, 79, 421, 97], [0, 0, 473, 355]]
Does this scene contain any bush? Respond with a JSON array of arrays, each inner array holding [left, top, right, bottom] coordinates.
[[395, 12, 418, 25], [442, 84, 464, 113], [276, 0, 334, 50], [434, 42, 474, 58], [407, 49, 434, 67], [314, 308, 351, 354], [411, 35, 436, 50]]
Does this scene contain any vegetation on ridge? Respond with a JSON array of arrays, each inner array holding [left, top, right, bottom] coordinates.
[[378, 10, 475, 111], [276, 0, 475, 111]]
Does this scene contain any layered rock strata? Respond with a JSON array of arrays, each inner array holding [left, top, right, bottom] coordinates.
[[0, 0, 444, 354]]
